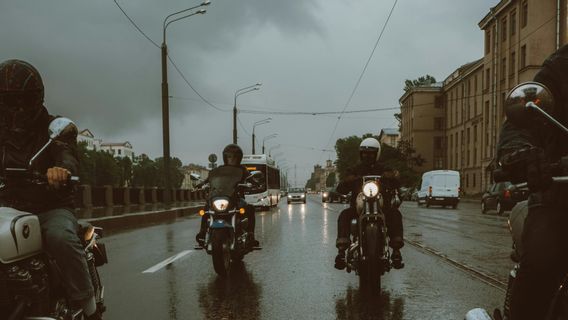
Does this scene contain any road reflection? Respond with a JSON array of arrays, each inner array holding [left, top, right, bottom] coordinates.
[[198, 262, 261, 320], [335, 286, 404, 320]]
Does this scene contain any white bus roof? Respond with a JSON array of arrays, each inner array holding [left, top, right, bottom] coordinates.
[[422, 170, 460, 176], [242, 154, 276, 166]]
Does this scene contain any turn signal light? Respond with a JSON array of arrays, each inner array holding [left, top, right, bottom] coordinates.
[[239, 208, 246, 215], [199, 209, 205, 216]]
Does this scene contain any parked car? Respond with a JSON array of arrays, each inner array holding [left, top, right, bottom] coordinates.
[[321, 187, 348, 203], [481, 182, 529, 215], [417, 170, 460, 208], [287, 187, 306, 204]]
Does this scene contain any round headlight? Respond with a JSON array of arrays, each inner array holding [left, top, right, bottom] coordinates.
[[301, 194, 305, 198], [323, 192, 328, 197], [362, 181, 379, 198], [212, 199, 229, 211]]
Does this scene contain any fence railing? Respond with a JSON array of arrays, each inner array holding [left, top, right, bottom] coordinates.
[[76, 185, 205, 208]]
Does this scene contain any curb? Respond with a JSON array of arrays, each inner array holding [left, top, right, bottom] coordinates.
[[81, 204, 204, 233]]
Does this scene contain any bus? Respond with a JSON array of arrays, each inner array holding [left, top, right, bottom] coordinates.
[[241, 154, 280, 209]]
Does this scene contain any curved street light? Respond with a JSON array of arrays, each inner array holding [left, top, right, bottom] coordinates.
[[161, 1, 209, 204], [262, 133, 277, 154], [233, 83, 262, 144], [252, 117, 271, 154]]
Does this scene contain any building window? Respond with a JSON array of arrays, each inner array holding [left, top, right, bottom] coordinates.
[[434, 117, 444, 130], [521, 1, 528, 28], [467, 150, 470, 166], [473, 173, 476, 188], [502, 57, 507, 80], [467, 127, 471, 143], [474, 75, 478, 93], [485, 68, 490, 90], [434, 95, 443, 108], [510, 51, 516, 75], [118, 149, 122, 155], [501, 18, 507, 42], [474, 125, 478, 142], [510, 10, 517, 36], [474, 147, 477, 165], [521, 45, 527, 68], [434, 136, 443, 150], [485, 29, 491, 54]]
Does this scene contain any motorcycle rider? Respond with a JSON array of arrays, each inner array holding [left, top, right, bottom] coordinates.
[[496, 44, 568, 320], [195, 144, 260, 247], [334, 137, 404, 270], [0, 60, 101, 319]]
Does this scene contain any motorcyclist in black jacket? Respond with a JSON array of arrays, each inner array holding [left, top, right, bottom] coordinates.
[[496, 44, 568, 320], [334, 137, 404, 270], [195, 144, 259, 247], [0, 60, 101, 319]]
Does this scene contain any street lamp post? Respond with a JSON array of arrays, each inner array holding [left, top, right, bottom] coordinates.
[[161, 1, 209, 204], [262, 133, 277, 154], [233, 83, 262, 144], [252, 117, 271, 154]]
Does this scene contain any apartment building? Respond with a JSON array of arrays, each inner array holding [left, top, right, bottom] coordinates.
[[399, 83, 445, 172], [378, 128, 400, 148], [399, 0, 568, 194]]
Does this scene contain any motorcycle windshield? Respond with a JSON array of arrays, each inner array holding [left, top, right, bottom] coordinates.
[[208, 166, 243, 199]]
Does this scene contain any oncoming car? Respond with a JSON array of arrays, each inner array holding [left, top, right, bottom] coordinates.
[[287, 187, 306, 204]]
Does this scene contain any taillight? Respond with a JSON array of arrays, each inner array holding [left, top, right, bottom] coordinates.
[[504, 189, 511, 198], [428, 186, 432, 196]]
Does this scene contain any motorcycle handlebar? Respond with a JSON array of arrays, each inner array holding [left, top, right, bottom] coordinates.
[[3, 168, 79, 186]]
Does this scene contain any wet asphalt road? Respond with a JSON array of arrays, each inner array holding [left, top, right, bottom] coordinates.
[[99, 195, 510, 319]]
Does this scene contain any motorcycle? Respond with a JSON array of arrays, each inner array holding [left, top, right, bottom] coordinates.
[[0, 117, 108, 320], [194, 166, 262, 276], [466, 82, 568, 320], [343, 175, 401, 296]]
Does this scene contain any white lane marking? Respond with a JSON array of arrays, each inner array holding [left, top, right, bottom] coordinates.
[[142, 250, 193, 273]]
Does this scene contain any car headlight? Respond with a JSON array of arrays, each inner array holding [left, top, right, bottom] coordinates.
[[362, 181, 379, 198], [287, 195, 291, 198], [301, 194, 305, 198], [323, 192, 328, 197], [212, 199, 230, 211]]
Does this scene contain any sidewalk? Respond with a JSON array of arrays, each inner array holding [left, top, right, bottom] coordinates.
[[77, 201, 205, 233]]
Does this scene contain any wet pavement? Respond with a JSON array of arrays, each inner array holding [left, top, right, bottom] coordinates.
[[74, 201, 203, 219], [99, 195, 508, 319]]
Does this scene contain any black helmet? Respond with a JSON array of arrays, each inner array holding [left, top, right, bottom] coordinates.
[[0, 59, 45, 133], [222, 144, 243, 165]]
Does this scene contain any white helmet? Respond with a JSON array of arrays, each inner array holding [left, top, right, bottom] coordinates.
[[359, 137, 381, 161]]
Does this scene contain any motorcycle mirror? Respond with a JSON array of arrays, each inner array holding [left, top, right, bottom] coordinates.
[[29, 117, 78, 168], [48, 117, 78, 140], [504, 82, 557, 127]]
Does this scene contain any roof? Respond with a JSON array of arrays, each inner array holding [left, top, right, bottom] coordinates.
[[78, 129, 94, 138], [100, 141, 133, 148], [380, 128, 399, 136]]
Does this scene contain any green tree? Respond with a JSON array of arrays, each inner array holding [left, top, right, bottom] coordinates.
[[326, 172, 336, 187], [77, 141, 96, 185], [334, 133, 424, 187], [132, 156, 158, 187], [116, 156, 133, 187], [154, 157, 184, 188], [403, 74, 436, 92]]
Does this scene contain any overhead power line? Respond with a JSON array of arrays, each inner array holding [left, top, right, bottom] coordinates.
[[112, 0, 227, 113], [322, 0, 399, 156]]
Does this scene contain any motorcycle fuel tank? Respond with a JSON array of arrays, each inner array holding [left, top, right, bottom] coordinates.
[[0, 207, 42, 264]]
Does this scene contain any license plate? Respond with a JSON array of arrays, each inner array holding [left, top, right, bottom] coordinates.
[[435, 198, 444, 200]]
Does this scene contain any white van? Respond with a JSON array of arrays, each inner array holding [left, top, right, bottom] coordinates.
[[417, 170, 460, 208]]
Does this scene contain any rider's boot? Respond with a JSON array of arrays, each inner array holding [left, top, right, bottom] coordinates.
[[334, 250, 347, 270], [248, 232, 260, 247], [195, 232, 206, 247], [391, 249, 404, 269]]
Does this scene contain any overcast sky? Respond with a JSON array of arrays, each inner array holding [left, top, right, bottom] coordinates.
[[1, 0, 496, 185]]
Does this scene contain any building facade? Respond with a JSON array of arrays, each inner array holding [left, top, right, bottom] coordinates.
[[77, 129, 102, 151], [100, 142, 135, 161], [378, 128, 400, 148], [399, 0, 568, 194]]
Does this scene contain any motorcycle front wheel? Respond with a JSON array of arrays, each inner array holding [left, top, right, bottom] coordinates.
[[211, 230, 231, 276], [359, 222, 382, 296]]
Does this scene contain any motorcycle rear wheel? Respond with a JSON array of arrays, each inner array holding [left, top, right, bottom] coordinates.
[[211, 230, 231, 276]]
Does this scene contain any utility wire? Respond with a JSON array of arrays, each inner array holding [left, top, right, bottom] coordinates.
[[322, 0, 398, 157], [112, 0, 228, 113]]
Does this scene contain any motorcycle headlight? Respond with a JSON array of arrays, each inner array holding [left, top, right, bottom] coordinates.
[[362, 181, 379, 198], [212, 199, 230, 211]]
